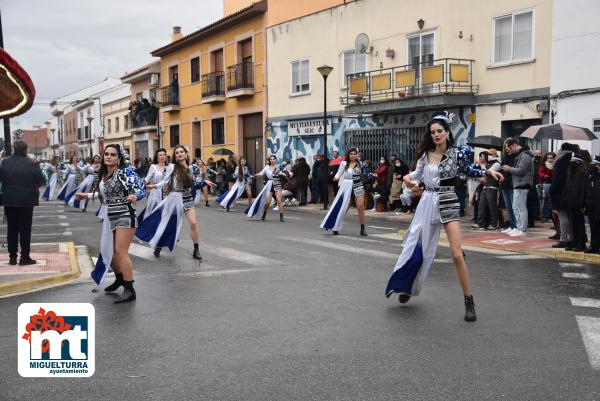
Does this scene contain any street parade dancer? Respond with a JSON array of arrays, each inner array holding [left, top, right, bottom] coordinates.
[[384, 112, 504, 322], [245, 155, 288, 222], [41, 156, 61, 201], [138, 148, 168, 222], [75, 144, 145, 303], [216, 156, 253, 211], [67, 154, 101, 211], [320, 147, 371, 236], [191, 159, 216, 207], [57, 155, 83, 204], [136, 145, 204, 260]]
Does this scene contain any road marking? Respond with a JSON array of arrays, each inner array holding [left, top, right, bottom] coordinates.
[[128, 243, 156, 259], [282, 215, 304, 220], [570, 297, 600, 309], [497, 254, 549, 260], [367, 226, 397, 230], [370, 233, 403, 242], [575, 316, 600, 370], [481, 239, 524, 245], [562, 272, 592, 279], [178, 268, 263, 277], [434, 258, 453, 263], [560, 262, 585, 268], [204, 247, 274, 266], [283, 237, 399, 260]]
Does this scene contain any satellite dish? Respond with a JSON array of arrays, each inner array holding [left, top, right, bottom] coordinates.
[[355, 33, 372, 54]]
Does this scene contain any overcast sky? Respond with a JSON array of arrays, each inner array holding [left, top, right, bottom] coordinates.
[[2, 0, 223, 131]]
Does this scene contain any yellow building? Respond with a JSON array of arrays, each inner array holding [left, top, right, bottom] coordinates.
[[151, 0, 267, 174]]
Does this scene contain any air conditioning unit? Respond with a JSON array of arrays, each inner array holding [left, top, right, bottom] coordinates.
[[537, 100, 549, 113], [149, 73, 159, 87]]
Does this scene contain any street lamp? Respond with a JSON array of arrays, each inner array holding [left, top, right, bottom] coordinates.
[[86, 116, 94, 159], [317, 64, 333, 210], [50, 128, 56, 156]]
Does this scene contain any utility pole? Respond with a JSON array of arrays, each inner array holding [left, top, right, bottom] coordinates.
[[0, 10, 12, 155]]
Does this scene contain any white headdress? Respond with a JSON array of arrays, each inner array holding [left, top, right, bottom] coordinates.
[[432, 111, 455, 124]]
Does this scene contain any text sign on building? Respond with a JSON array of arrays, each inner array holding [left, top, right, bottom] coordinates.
[[288, 118, 333, 136]]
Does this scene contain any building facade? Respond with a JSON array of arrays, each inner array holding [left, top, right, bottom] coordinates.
[[19, 128, 47, 159], [63, 109, 79, 159], [266, 0, 552, 163], [121, 61, 161, 160], [151, 0, 267, 174], [103, 95, 133, 157], [550, 0, 600, 155]]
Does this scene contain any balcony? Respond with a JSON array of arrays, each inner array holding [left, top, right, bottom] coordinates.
[[342, 58, 478, 115], [159, 86, 180, 112], [226, 62, 254, 98], [201, 71, 226, 104]]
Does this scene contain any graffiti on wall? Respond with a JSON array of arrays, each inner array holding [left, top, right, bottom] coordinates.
[[267, 106, 475, 162]]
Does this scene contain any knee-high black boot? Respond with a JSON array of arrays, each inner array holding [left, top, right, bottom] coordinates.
[[192, 243, 202, 260]]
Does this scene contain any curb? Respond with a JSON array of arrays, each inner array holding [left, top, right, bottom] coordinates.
[[395, 229, 600, 264], [0, 242, 82, 298]]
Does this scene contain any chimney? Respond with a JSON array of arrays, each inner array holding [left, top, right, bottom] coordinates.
[[171, 26, 182, 42]]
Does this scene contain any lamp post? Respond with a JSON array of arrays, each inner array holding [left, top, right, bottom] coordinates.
[[50, 128, 56, 156], [86, 116, 94, 159], [317, 65, 333, 210]]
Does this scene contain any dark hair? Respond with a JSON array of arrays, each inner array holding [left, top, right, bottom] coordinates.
[[416, 115, 455, 160], [542, 152, 556, 163], [92, 144, 126, 197], [152, 148, 167, 164], [344, 147, 359, 168], [505, 137, 519, 148], [561, 142, 579, 152], [268, 155, 277, 166], [70, 155, 79, 164], [169, 145, 192, 192], [568, 153, 587, 178], [13, 140, 28, 156], [478, 151, 489, 163], [237, 157, 247, 181]]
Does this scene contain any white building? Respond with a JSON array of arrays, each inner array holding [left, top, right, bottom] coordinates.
[[550, 0, 600, 156]]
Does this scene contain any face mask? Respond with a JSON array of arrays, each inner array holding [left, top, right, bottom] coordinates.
[[380, 159, 385, 164], [395, 162, 401, 167], [545, 162, 554, 170]]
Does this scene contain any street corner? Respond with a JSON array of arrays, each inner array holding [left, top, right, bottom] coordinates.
[[0, 242, 85, 298]]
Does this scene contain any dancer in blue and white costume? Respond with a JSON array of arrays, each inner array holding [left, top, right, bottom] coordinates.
[[41, 156, 61, 201], [320, 148, 371, 236], [246, 155, 288, 222], [384, 112, 504, 322], [138, 148, 168, 223], [75, 144, 145, 304], [192, 159, 216, 207], [216, 156, 253, 212], [68, 155, 101, 211], [57, 156, 83, 204], [136, 145, 204, 260]]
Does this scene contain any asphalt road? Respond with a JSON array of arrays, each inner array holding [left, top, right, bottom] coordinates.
[[1, 199, 599, 400]]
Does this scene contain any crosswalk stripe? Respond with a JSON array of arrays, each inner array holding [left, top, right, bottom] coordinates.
[[560, 262, 585, 268], [570, 297, 600, 309], [367, 226, 397, 230], [178, 268, 263, 277], [282, 237, 399, 260], [563, 272, 592, 279], [204, 246, 274, 266], [497, 254, 549, 260], [575, 316, 600, 370]]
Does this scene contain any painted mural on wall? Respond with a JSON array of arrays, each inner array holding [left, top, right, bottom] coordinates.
[[267, 106, 475, 163]]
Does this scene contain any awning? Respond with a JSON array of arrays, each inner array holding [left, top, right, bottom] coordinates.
[[0, 47, 36, 118]]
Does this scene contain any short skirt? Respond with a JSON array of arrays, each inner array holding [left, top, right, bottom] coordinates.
[[180, 189, 194, 210], [108, 203, 137, 231]]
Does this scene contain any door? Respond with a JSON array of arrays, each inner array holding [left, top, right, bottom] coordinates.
[[242, 112, 264, 196], [408, 32, 434, 94]]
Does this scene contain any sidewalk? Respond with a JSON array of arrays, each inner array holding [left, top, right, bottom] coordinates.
[[0, 242, 88, 298], [269, 200, 600, 265]]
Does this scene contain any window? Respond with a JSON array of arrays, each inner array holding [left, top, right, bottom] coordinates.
[[115, 117, 120, 132], [169, 124, 180, 147], [493, 10, 534, 64], [211, 118, 225, 145], [291, 59, 310, 94], [136, 92, 143, 102], [124, 114, 129, 130], [341, 50, 367, 88], [191, 57, 200, 83], [107, 119, 111, 134], [593, 118, 600, 133]]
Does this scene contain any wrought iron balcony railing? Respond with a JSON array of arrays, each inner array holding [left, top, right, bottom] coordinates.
[[226, 62, 254, 91], [341, 58, 477, 105], [160, 85, 180, 106], [201, 71, 225, 97]]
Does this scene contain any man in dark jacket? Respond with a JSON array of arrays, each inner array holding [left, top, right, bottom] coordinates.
[[317, 154, 330, 209], [309, 155, 320, 203], [502, 139, 534, 237], [550, 143, 578, 248], [585, 156, 600, 254], [0, 140, 46, 265]]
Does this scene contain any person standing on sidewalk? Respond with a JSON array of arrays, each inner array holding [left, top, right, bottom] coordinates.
[[472, 149, 501, 230], [550, 143, 579, 248], [565, 154, 588, 252], [317, 154, 330, 209], [502, 138, 534, 238], [309, 155, 321, 204], [499, 141, 517, 231], [585, 156, 600, 254], [0, 140, 46, 266]]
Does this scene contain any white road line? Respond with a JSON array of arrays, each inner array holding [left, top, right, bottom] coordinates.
[[367, 226, 397, 230], [434, 258, 453, 263], [204, 247, 275, 266], [283, 237, 399, 260], [128, 243, 156, 259], [62, 231, 72, 236], [178, 268, 263, 277], [497, 254, 549, 260], [563, 272, 592, 279], [560, 262, 585, 268], [575, 316, 600, 370], [570, 297, 600, 309]]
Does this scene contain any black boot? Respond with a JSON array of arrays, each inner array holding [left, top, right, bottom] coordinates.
[[360, 224, 368, 237], [261, 208, 267, 221], [114, 280, 136, 303], [104, 272, 124, 293], [9, 255, 17, 265], [398, 293, 411, 304], [226, 206, 230, 212], [205, 200, 210, 207], [153, 247, 161, 258], [19, 256, 37, 265], [192, 244, 202, 260], [464, 295, 477, 322], [280, 213, 284, 223], [333, 231, 339, 235]]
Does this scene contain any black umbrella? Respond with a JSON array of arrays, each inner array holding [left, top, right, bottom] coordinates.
[[520, 123, 596, 141], [212, 148, 234, 156], [466, 135, 504, 150]]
